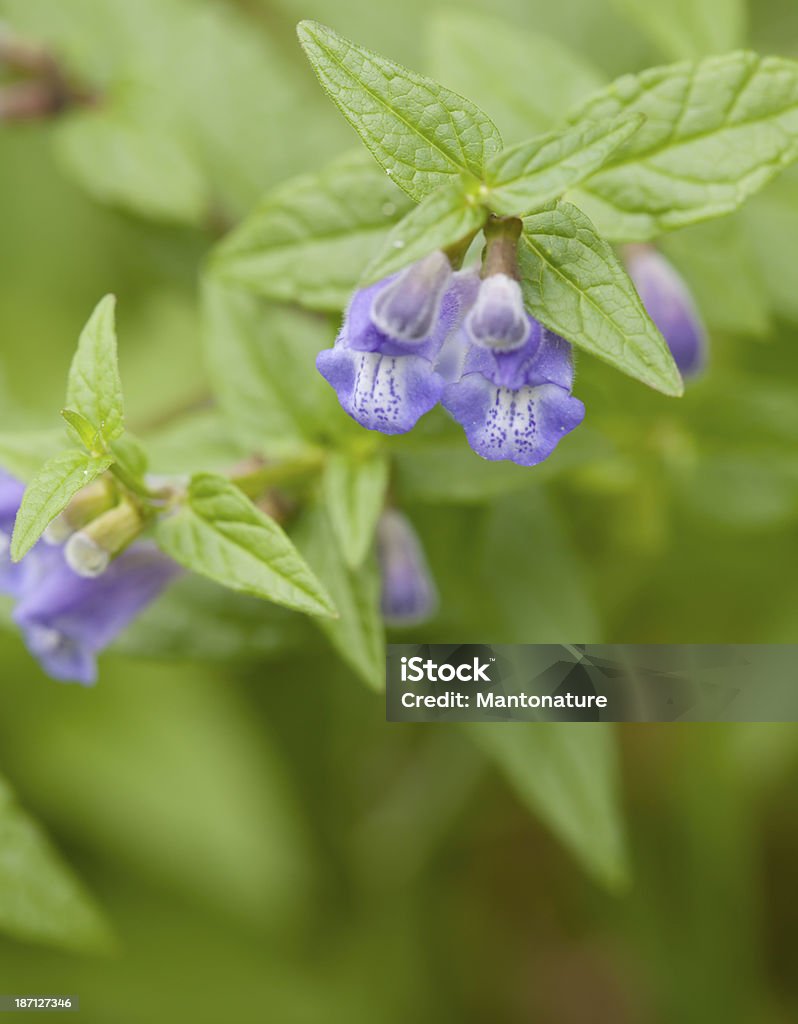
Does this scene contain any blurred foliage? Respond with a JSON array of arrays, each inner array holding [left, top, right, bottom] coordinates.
[[1, 0, 798, 1020]]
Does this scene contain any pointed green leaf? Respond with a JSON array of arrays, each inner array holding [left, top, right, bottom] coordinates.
[[322, 450, 389, 568], [154, 473, 337, 618], [293, 500, 384, 690], [66, 294, 124, 441], [518, 201, 683, 396], [11, 449, 114, 561], [570, 52, 798, 240], [212, 151, 414, 311], [429, 11, 605, 141], [484, 115, 644, 218], [0, 772, 112, 953], [363, 178, 487, 282], [60, 408, 100, 451], [297, 20, 502, 202], [465, 723, 629, 890]]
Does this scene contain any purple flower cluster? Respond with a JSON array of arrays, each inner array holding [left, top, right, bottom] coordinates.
[[0, 470, 178, 685], [317, 252, 585, 467]]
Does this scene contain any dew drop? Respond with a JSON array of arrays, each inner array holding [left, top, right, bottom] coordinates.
[[385, 168, 393, 176], [392, 240, 405, 249]]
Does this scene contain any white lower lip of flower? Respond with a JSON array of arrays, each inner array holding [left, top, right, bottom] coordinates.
[[65, 532, 110, 577]]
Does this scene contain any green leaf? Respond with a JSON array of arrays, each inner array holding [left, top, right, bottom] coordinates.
[[11, 449, 114, 561], [297, 20, 502, 202], [292, 500, 384, 690], [611, 0, 746, 61], [484, 115, 644, 218], [61, 409, 100, 451], [569, 52, 798, 241], [212, 151, 414, 311], [66, 294, 124, 441], [464, 723, 629, 890], [0, 772, 112, 953], [201, 279, 349, 456], [742, 172, 798, 324], [518, 201, 683, 396], [428, 11, 605, 141], [154, 472, 337, 618], [322, 450, 389, 568], [109, 432, 149, 481], [363, 178, 487, 282]]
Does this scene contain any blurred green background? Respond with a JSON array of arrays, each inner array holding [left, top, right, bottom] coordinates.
[[2, 0, 798, 1020]]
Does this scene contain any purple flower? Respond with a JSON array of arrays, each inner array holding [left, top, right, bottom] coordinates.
[[442, 275, 585, 466], [13, 542, 180, 685], [1, 467, 179, 685], [624, 244, 706, 378], [0, 470, 27, 597], [317, 251, 478, 434], [376, 509, 437, 627]]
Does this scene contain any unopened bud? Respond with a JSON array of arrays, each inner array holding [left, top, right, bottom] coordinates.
[[44, 477, 115, 546], [465, 274, 530, 351], [371, 250, 452, 341], [64, 499, 144, 578], [624, 244, 707, 378], [376, 509, 438, 626]]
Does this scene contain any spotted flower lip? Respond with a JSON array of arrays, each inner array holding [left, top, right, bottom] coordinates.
[[624, 244, 707, 378], [376, 509, 438, 627], [443, 306, 584, 467], [317, 255, 478, 435]]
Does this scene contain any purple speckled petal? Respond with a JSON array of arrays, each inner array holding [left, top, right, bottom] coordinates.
[[317, 347, 445, 434], [625, 244, 706, 377], [376, 509, 437, 626], [14, 543, 180, 685], [442, 375, 585, 467]]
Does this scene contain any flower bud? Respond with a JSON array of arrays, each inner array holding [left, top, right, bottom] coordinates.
[[376, 509, 438, 626], [370, 250, 452, 341], [64, 499, 144, 579], [43, 477, 115, 545], [465, 274, 530, 352], [624, 244, 707, 377]]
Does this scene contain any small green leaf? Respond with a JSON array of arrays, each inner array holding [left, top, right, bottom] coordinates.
[[429, 11, 605, 141], [518, 201, 683, 396], [297, 20, 502, 202], [66, 294, 124, 441], [61, 409, 100, 451], [11, 449, 114, 561], [322, 450, 389, 568], [570, 52, 798, 240], [109, 433, 149, 481], [464, 723, 629, 890], [0, 772, 112, 953], [212, 151, 414, 311], [154, 473, 337, 618], [363, 178, 487, 282], [484, 115, 644, 218], [292, 500, 384, 690], [611, 0, 746, 61]]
